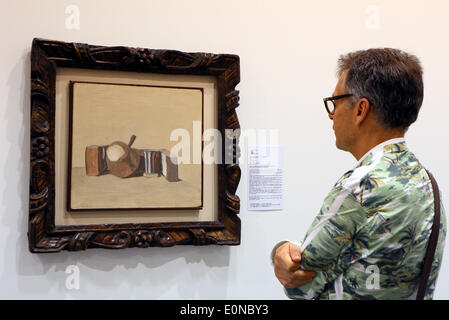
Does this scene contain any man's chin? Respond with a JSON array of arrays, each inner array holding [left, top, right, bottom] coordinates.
[[335, 140, 346, 151]]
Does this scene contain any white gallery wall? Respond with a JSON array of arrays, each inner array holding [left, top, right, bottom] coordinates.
[[1, 0, 448, 299]]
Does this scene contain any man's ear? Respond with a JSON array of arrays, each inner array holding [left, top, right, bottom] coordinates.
[[354, 98, 371, 126]]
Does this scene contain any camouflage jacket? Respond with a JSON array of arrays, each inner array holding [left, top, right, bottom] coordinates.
[[285, 138, 446, 300]]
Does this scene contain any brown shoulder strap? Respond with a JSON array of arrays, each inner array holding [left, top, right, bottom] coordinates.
[[417, 169, 441, 300]]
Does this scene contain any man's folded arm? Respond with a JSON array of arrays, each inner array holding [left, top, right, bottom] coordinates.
[[282, 192, 367, 299]]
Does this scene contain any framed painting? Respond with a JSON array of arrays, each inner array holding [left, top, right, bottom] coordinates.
[[29, 38, 241, 253]]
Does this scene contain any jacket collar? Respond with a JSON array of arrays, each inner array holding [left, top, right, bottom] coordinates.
[[356, 137, 406, 168]]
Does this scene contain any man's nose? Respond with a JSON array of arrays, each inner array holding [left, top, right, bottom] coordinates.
[[328, 113, 334, 120]]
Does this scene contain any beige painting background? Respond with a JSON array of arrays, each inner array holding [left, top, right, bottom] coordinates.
[[55, 68, 218, 226], [70, 82, 202, 209]]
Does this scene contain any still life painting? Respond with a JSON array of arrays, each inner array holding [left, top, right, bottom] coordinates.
[[68, 81, 203, 211]]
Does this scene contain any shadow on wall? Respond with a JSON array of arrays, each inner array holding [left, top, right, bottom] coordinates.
[[1, 47, 231, 299]]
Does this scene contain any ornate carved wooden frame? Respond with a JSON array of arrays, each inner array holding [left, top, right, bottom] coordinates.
[[29, 38, 241, 253]]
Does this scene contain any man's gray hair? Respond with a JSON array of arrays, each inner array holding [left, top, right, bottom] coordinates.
[[337, 48, 423, 129]]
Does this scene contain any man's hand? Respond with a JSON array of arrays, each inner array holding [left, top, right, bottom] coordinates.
[[273, 242, 316, 288]]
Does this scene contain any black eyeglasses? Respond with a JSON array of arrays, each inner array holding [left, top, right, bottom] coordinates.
[[323, 94, 353, 115]]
